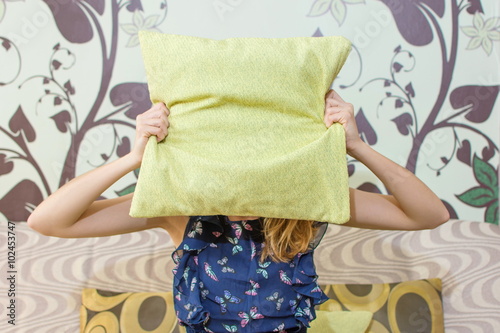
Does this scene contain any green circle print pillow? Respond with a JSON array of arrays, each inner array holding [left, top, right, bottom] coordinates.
[[130, 31, 352, 224]]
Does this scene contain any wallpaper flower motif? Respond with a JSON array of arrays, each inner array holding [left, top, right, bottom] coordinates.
[[461, 13, 500, 55], [121, 7, 166, 47], [308, 0, 365, 26]]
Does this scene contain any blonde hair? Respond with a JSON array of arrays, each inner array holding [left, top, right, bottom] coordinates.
[[260, 217, 318, 263]]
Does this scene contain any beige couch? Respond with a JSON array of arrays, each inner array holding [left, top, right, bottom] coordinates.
[[1, 219, 499, 332]]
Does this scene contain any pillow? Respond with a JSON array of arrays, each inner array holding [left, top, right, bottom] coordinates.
[[80, 289, 182, 333], [81, 289, 370, 333], [309, 310, 373, 333], [318, 278, 444, 332], [130, 31, 352, 223]]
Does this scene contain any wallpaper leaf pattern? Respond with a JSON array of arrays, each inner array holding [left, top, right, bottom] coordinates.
[[378, 0, 444, 46], [456, 155, 499, 223], [0, 0, 161, 219], [325, 0, 498, 224], [41, 0, 103, 44], [0, 0, 499, 226], [0, 179, 42, 222]]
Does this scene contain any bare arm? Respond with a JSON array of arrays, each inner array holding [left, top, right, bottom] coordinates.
[[345, 144, 449, 230], [27, 103, 188, 245], [324, 90, 450, 230]]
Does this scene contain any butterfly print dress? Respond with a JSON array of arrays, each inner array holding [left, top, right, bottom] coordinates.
[[172, 215, 328, 333]]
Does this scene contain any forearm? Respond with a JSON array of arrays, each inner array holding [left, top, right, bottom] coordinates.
[[349, 141, 449, 228], [28, 153, 140, 232]]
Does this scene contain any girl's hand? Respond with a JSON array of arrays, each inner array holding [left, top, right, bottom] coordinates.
[[131, 102, 170, 164], [324, 89, 363, 156], [323, 92, 449, 231]]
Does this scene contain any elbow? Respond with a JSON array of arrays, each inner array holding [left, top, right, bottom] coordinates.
[[26, 214, 38, 231], [26, 214, 44, 233], [406, 206, 450, 231], [421, 207, 451, 230], [27, 213, 54, 236], [440, 208, 451, 225], [433, 204, 451, 228]]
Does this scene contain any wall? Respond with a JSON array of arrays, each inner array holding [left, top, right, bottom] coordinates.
[[0, 1, 499, 332], [0, 0, 498, 225]]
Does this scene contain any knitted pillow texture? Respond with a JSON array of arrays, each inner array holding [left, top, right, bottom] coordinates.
[[130, 31, 352, 223]]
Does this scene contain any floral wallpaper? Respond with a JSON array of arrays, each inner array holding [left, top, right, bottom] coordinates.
[[0, 0, 499, 227], [0, 2, 499, 332]]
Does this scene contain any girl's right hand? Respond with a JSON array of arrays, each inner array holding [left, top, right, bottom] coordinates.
[[131, 102, 170, 165], [323, 89, 364, 156]]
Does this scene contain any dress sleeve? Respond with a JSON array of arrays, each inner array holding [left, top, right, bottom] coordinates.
[[309, 221, 328, 250]]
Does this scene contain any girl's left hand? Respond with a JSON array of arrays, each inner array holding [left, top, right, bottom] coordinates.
[[324, 89, 363, 156]]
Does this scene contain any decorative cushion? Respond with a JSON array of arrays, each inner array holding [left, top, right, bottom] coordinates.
[[80, 289, 182, 333], [318, 278, 444, 332], [80, 289, 371, 333], [130, 31, 352, 223], [82, 281, 441, 333]]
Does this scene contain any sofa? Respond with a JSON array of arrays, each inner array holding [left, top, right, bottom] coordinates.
[[1, 219, 499, 332]]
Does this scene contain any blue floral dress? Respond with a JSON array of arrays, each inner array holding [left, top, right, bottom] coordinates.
[[172, 215, 328, 333]]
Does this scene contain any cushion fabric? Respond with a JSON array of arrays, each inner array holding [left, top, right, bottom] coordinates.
[[310, 310, 373, 333], [318, 278, 444, 332], [80, 289, 373, 333], [130, 31, 352, 223]]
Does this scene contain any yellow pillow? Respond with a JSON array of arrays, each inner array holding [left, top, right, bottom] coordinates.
[[309, 310, 373, 333], [130, 31, 352, 223], [318, 278, 444, 332], [80, 289, 370, 333], [80, 289, 180, 333]]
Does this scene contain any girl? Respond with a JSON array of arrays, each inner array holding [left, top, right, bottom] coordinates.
[[27, 90, 449, 332]]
